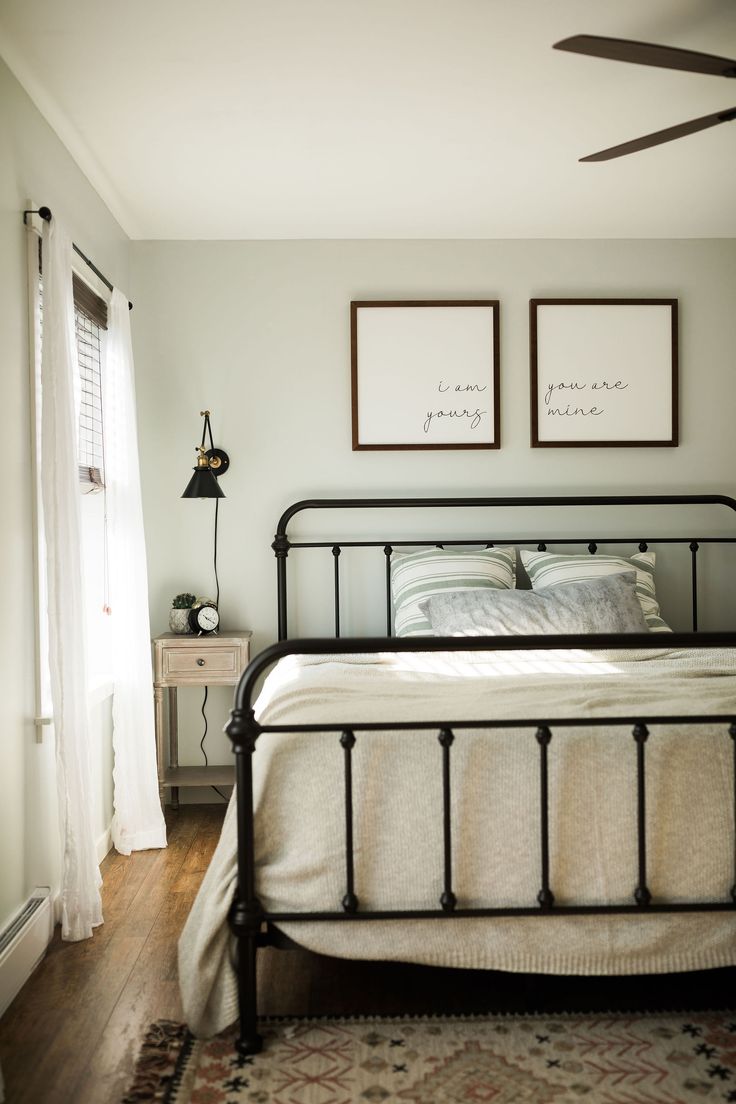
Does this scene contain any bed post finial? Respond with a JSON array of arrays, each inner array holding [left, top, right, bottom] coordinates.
[[272, 533, 291, 641], [272, 533, 290, 557]]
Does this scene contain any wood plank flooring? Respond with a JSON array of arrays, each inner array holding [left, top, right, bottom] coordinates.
[[0, 804, 226, 1104], [2, 803, 734, 1103]]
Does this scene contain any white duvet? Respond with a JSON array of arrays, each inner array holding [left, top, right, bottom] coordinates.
[[179, 646, 736, 1036]]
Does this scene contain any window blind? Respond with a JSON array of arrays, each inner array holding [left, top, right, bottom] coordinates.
[[73, 273, 107, 331], [75, 306, 105, 490], [39, 247, 108, 490]]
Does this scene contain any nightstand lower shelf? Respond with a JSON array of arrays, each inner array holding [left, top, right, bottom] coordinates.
[[163, 766, 235, 788]]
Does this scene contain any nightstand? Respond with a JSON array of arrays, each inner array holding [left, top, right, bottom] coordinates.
[[152, 631, 252, 809]]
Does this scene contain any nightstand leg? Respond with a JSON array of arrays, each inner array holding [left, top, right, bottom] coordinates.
[[169, 687, 179, 811], [154, 684, 166, 811]]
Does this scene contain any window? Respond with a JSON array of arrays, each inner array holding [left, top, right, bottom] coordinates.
[[74, 275, 107, 492], [71, 276, 112, 684], [38, 245, 108, 492], [35, 246, 112, 689]]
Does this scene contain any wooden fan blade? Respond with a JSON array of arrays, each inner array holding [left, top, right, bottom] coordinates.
[[580, 106, 736, 161], [554, 34, 736, 78]]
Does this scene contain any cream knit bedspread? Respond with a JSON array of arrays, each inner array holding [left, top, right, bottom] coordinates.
[[179, 646, 736, 1037]]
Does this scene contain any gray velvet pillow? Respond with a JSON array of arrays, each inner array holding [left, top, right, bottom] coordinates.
[[418, 572, 649, 636]]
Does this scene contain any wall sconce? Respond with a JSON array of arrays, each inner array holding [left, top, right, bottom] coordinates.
[[181, 411, 229, 499]]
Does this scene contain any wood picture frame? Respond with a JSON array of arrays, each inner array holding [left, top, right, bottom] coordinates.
[[351, 300, 500, 450], [530, 298, 678, 448]]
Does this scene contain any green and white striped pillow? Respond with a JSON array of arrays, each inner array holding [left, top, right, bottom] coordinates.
[[519, 549, 670, 632], [391, 547, 516, 637]]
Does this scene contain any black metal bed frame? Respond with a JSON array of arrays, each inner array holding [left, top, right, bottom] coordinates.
[[226, 494, 736, 1054]]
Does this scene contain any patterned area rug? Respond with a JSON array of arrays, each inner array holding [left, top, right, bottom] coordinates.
[[123, 1012, 736, 1103]]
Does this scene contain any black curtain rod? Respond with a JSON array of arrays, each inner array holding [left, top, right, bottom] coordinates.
[[23, 206, 133, 311]]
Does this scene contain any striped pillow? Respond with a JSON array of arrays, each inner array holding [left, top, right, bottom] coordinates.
[[519, 549, 670, 632], [391, 547, 516, 637]]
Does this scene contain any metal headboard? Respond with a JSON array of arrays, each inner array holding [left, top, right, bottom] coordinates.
[[272, 494, 736, 640]]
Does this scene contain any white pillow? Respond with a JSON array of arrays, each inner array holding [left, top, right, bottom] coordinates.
[[391, 547, 516, 637], [520, 549, 670, 632]]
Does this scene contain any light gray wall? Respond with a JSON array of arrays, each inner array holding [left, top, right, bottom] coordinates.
[[0, 57, 129, 927], [131, 238, 736, 777]]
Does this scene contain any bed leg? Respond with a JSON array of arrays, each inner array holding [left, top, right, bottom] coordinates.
[[240, 940, 262, 1056], [233, 910, 263, 1056]]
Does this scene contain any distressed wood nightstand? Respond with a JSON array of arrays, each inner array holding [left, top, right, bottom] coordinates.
[[152, 631, 252, 809]]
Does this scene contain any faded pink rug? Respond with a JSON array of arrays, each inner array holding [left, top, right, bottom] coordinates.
[[124, 1011, 736, 1103]]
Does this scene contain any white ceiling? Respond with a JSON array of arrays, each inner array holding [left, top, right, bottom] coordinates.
[[1, 0, 735, 239]]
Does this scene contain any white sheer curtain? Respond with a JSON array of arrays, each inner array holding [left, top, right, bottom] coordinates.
[[104, 290, 167, 854], [40, 218, 103, 941]]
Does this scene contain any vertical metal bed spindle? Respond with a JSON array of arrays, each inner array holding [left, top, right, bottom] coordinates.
[[384, 545, 393, 636], [332, 545, 341, 637], [535, 726, 554, 908], [690, 540, 699, 631], [438, 728, 457, 912], [633, 724, 652, 906], [340, 729, 358, 912]]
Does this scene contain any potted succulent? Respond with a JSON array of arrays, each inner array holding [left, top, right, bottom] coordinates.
[[169, 592, 196, 634]]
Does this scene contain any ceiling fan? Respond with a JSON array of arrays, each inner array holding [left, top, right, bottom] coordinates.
[[553, 34, 736, 161]]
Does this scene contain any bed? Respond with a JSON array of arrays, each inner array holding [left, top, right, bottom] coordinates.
[[178, 493, 736, 1054]]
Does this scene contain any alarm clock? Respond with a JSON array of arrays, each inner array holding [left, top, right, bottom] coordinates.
[[188, 603, 220, 635]]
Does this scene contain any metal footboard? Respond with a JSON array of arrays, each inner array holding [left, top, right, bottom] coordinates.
[[226, 632, 736, 1054]]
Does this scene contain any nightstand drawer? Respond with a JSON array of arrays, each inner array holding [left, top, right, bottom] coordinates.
[[163, 646, 240, 678]]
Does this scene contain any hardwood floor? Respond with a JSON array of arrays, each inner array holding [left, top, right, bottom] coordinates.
[[0, 804, 226, 1104], [1, 803, 733, 1103]]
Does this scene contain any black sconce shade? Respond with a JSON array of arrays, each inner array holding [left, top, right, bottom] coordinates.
[[181, 465, 224, 499]]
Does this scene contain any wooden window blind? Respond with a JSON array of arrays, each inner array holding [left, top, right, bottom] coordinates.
[[39, 249, 108, 491], [73, 274, 107, 331], [75, 304, 105, 491]]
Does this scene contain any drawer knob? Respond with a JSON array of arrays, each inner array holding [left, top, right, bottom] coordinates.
[[197, 658, 205, 667]]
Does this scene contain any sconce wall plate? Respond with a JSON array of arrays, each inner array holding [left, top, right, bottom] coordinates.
[[205, 448, 230, 476]]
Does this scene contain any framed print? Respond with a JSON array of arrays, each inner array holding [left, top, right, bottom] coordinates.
[[351, 300, 500, 450], [530, 298, 678, 448]]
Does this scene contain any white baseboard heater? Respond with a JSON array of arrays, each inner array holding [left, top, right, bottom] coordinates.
[[0, 889, 53, 1019]]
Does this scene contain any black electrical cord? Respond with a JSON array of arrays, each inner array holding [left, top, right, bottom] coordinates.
[[214, 497, 220, 610], [196, 497, 227, 802], [199, 686, 228, 802]]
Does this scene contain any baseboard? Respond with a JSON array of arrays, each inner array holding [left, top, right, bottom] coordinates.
[[96, 824, 113, 864], [0, 889, 53, 1019]]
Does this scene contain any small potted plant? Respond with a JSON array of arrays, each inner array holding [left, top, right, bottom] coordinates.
[[169, 592, 196, 634]]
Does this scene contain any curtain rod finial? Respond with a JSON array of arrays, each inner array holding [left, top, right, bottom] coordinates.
[[23, 206, 52, 225]]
